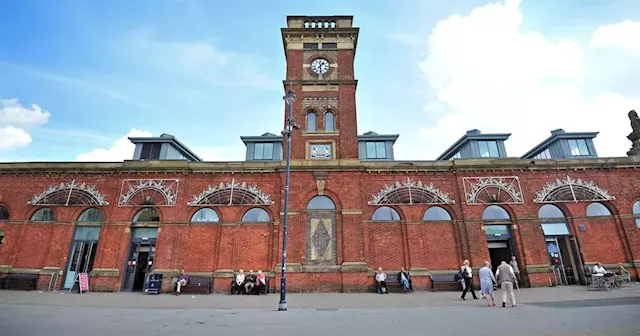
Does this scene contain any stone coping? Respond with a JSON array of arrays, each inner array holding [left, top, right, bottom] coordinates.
[[90, 268, 120, 277], [526, 264, 552, 273], [2, 155, 639, 174]]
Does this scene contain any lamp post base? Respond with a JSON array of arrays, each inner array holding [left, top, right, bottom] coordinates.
[[278, 302, 287, 311]]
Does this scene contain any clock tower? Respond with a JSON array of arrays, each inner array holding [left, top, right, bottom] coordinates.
[[281, 16, 359, 160]]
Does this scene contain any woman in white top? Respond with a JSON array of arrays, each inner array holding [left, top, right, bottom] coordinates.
[[460, 260, 478, 300], [479, 261, 497, 307]]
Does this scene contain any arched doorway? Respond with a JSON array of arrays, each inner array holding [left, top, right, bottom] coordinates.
[[306, 196, 337, 265], [482, 205, 515, 273], [538, 204, 583, 286]]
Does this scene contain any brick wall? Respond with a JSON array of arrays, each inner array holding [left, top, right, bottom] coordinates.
[[1, 166, 639, 292]]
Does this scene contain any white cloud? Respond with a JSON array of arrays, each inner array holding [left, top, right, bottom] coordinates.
[[417, 0, 640, 158], [591, 20, 640, 55], [0, 98, 50, 151], [76, 129, 152, 162], [0, 126, 32, 151]]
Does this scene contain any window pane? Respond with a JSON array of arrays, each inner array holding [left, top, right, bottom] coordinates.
[[366, 142, 376, 158], [633, 201, 640, 215], [0, 206, 8, 220], [74, 227, 101, 241], [541, 223, 570, 236], [478, 141, 490, 157], [484, 225, 509, 236], [242, 208, 270, 222], [325, 112, 335, 131], [538, 204, 565, 219], [482, 205, 510, 220], [31, 208, 55, 222], [488, 141, 499, 157], [568, 140, 580, 156], [77, 208, 104, 222], [375, 142, 386, 158], [577, 139, 589, 155], [191, 208, 220, 222], [253, 143, 264, 160], [131, 227, 159, 239], [423, 206, 452, 221], [133, 208, 160, 222], [307, 196, 336, 210], [372, 206, 401, 221], [263, 143, 274, 160], [586, 202, 611, 216], [307, 112, 316, 131]]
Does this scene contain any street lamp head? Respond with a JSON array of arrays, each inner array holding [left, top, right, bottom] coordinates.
[[283, 89, 296, 105]]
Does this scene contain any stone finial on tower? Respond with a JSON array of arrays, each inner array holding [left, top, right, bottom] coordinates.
[[627, 110, 640, 156]]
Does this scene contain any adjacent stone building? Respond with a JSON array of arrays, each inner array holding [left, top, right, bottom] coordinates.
[[1, 16, 639, 293]]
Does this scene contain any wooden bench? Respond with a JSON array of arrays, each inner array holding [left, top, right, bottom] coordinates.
[[3, 274, 38, 291], [177, 277, 212, 294], [430, 274, 459, 292], [230, 277, 270, 295], [373, 272, 408, 293]]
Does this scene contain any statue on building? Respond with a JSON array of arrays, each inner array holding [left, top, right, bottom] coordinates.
[[627, 110, 640, 157], [629, 110, 640, 133]]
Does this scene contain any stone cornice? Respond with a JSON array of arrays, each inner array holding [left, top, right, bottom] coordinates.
[[1, 157, 640, 175]]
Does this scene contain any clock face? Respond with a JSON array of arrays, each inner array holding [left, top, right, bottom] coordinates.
[[311, 144, 332, 159], [311, 58, 330, 75]]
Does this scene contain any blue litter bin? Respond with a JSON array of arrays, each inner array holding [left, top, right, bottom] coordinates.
[[147, 273, 163, 295]]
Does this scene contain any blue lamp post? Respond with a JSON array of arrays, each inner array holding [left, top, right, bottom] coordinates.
[[279, 88, 297, 311]]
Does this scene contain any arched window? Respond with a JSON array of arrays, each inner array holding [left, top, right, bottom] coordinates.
[[538, 204, 565, 219], [586, 202, 612, 217], [423, 206, 452, 221], [325, 111, 335, 131], [31, 208, 55, 222], [0, 205, 9, 221], [633, 201, 640, 228], [372, 206, 401, 221], [482, 205, 510, 221], [133, 207, 160, 222], [242, 208, 270, 222], [307, 112, 317, 131], [307, 195, 335, 210], [77, 208, 104, 222], [191, 208, 220, 222]]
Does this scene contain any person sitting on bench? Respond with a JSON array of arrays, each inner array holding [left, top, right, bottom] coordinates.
[[232, 269, 246, 294], [244, 270, 256, 294], [174, 269, 189, 295], [397, 268, 413, 293], [375, 267, 388, 294], [255, 270, 267, 295]]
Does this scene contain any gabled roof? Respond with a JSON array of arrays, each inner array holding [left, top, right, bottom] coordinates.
[[240, 132, 284, 144], [357, 131, 399, 143], [436, 129, 511, 160], [128, 133, 202, 162], [520, 129, 599, 159]]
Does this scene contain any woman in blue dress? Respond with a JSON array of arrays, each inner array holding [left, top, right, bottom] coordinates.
[[479, 261, 497, 307]]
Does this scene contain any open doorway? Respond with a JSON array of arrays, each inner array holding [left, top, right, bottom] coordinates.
[[546, 236, 583, 285], [122, 227, 158, 292], [488, 241, 513, 273]]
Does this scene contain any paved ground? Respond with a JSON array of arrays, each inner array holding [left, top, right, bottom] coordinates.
[[1, 285, 639, 335]]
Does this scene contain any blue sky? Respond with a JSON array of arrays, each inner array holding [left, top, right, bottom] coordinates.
[[1, 0, 640, 162]]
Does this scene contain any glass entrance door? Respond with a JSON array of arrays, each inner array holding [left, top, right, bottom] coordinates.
[[123, 241, 156, 292], [63, 226, 101, 290], [546, 238, 569, 285]]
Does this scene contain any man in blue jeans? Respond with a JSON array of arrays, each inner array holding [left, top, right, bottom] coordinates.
[[397, 268, 413, 293]]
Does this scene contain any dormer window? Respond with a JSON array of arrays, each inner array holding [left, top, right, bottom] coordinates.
[[253, 143, 274, 160], [533, 149, 551, 160], [478, 140, 500, 157], [366, 141, 386, 159], [568, 139, 590, 156], [140, 143, 161, 160]]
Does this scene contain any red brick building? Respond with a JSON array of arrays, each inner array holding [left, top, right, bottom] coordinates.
[[1, 16, 639, 293]]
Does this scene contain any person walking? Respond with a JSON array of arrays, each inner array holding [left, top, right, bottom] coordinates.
[[496, 261, 518, 307], [479, 261, 497, 307], [509, 256, 521, 282], [460, 260, 478, 300]]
